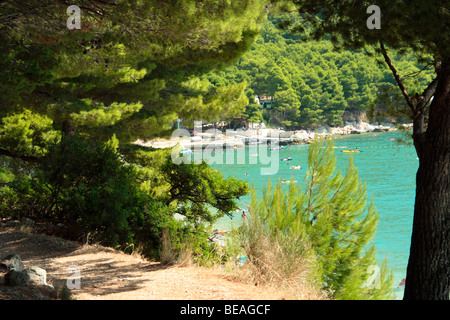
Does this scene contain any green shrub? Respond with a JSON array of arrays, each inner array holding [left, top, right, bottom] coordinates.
[[228, 139, 394, 300], [158, 217, 225, 266], [0, 135, 229, 265], [0, 158, 49, 219]]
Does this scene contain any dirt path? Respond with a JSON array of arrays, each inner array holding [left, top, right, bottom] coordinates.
[[0, 227, 277, 300]]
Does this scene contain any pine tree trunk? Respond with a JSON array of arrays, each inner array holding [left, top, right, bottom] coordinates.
[[62, 120, 76, 137], [404, 59, 450, 300]]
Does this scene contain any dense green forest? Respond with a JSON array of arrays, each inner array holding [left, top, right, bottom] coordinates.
[[203, 15, 434, 129]]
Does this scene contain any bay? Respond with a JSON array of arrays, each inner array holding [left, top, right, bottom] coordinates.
[[209, 131, 417, 299]]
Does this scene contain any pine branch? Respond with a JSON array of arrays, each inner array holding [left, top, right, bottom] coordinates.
[[379, 41, 416, 115], [412, 77, 438, 140], [0, 147, 40, 163], [416, 77, 438, 112], [401, 63, 434, 81]]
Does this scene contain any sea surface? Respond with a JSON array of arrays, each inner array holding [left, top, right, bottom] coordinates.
[[207, 131, 417, 299]]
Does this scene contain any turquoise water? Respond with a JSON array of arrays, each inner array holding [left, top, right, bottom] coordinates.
[[206, 131, 417, 299]]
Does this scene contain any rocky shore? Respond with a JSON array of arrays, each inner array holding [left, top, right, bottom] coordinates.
[[135, 122, 407, 150]]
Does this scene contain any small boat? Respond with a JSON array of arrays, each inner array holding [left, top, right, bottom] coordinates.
[[290, 165, 302, 170], [342, 150, 360, 153], [281, 157, 293, 161]]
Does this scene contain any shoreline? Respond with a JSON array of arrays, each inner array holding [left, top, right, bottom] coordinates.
[[135, 122, 409, 150]]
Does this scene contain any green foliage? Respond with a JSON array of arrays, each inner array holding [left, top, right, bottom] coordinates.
[[231, 139, 394, 299], [0, 136, 168, 254], [0, 110, 60, 157], [0, 1, 265, 263], [39, 136, 141, 244], [0, 0, 269, 143], [174, 81, 250, 127], [1, 179, 48, 219], [0, 156, 48, 219], [275, 1, 450, 300], [121, 145, 250, 225], [282, 0, 449, 60], [161, 153, 250, 224], [159, 220, 225, 267], [0, 137, 248, 264], [234, 180, 317, 285], [204, 15, 434, 129], [303, 139, 394, 299]]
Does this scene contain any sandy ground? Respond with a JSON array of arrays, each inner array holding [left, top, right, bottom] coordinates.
[[0, 227, 277, 300]]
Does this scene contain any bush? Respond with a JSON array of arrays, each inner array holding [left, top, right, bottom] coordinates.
[[226, 181, 326, 299], [0, 135, 229, 265], [158, 218, 225, 267], [0, 136, 170, 255], [227, 139, 394, 300], [0, 157, 49, 219]]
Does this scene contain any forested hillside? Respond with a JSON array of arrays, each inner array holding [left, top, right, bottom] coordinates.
[[204, 15, 435, 129]]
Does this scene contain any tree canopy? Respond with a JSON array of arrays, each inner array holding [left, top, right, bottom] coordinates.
[[0, 0, 267, 260], [0, 0, 268, 147]]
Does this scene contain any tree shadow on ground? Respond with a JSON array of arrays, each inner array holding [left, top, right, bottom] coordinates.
[[0, 227, 173, 299]]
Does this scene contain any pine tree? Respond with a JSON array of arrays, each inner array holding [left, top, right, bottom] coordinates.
[[236, 138, 394, 299], [0, 0, 269, 150], [303, 138, 394, 299], [0, 1, 265, 257], [276, 0, 450, 300]]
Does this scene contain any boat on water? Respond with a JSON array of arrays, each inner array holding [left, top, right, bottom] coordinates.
[[282, 180, 298, 183], [281, 157, 293, 161], [290, 165, 302, 169], [342, 149, 360, 153]]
